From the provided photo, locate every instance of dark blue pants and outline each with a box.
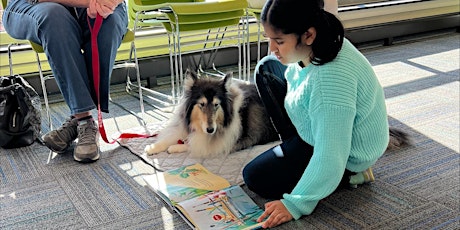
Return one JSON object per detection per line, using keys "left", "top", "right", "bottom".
{"left": 243, "top": 56, "right": 314, "bottom": 199}
{"left": 243, "top": 56, "right": 352, "bottom": 199}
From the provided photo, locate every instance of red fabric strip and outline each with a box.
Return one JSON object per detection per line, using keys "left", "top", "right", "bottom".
{"left": 88, "top": 14, "right": 153, "bottom": 144}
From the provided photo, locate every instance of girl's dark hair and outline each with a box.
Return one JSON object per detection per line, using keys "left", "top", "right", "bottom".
{"left": 261, "top": 0, "right": 344, "bottom": 65}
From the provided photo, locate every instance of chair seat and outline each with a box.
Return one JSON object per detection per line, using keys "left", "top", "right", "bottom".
{"left": 122, "top": 29, "right": 136, "bottom": 43}
{"left": 29, "top": 42, "right": 44, "bottom": 53}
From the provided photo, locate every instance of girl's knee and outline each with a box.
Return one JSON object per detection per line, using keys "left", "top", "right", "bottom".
{"left": 242, "top": 161, "right": 263, "bottom": 191}
{"left": 242, "top": 163, "right": 254, "bottom": 186}
{"left": 255, "top": 55, "right": 283, "bottom": 74}
{"left": 255, "top": 56, "right": 286, "bottom": 84}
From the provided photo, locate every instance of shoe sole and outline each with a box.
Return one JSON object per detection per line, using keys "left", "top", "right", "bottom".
{"left": 74, "top": 153, "right": 100, "bottom": 163}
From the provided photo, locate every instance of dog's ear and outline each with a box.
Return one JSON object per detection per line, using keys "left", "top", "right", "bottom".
{"left": 184, "top": 69, "right": 198, "bottom": 91}
{"left": 223, "top": 72, "right": 233, "bottom": 90}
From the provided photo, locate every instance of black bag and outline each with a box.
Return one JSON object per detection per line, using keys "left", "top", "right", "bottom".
{"left": 0, "top": 75, "right": 42, "bottom": 148}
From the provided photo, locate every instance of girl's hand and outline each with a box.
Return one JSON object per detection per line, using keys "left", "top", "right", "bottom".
{"left": 257, "top": 200, "right": 293, "bottom": 228}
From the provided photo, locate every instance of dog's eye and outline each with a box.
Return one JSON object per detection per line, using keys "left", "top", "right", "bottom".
{"left": 214, "top": 103, "right": 219, "bottom": 110}
{"left": 198, "top": 102, "right": 205, "bottom": 108}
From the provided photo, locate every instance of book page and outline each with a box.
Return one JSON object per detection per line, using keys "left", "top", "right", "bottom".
{"left": 143, "top": 163, "right": 231, "bottom": 205}
{"left": 177, "top": 185, "right": 265, "bottom": 230}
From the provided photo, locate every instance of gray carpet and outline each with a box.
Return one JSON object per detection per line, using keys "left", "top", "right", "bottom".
{"left": 1, "top": 30, "right": 459, "bottom": 229}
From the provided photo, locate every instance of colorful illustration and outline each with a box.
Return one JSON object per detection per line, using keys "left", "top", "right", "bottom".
{"left": 168, "top": 166, "right": 206, "bottom": 178}
{"left": 178, "top": 186, "right": 264, "bottom": 230}
{"left": 143, "top": 164, "right": 264, "bottom": 230}
{"left": 143, "top": 164, "right": 230, "bottom": 204}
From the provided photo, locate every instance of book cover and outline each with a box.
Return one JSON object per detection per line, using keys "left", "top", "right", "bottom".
{"left": 143, "top": 163, "right": 265, "bottom": 230}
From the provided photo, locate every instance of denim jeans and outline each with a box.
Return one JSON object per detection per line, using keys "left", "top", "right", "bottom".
{"left": 2, "top": 0, "right": 128, "bottom": 115}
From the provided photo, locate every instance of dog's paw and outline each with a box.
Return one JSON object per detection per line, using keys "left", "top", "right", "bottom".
{"left": 167, "top": 144, "right": 188, "bottom": 154}
{"left": 144, "top": 144, "right": 165, "bottom": 155}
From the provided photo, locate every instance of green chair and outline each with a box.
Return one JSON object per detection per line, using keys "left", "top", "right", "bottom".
{"left": 128, "top": 0, "right": 250, "bottom": 104}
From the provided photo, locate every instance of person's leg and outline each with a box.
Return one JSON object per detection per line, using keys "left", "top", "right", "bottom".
{"left": 3, "top": 3, "right": 91, "bottom": 155}
{"left": 69, "top": 5, "right": 127, "bottom": 162}
{"left": 243, "top": 135, "right": 313, "bottom": 199}
{"left": 3, "top": 3, "right": 125, "bottom": 162}
{"left": 3, "top": 2, "right": 97, "bottom": 115}
{"left": 3, "top": 2, "right": 124, "bottom": 114}
{"left": 77, "top": 3, "right": 128, "bottom": 112}
{"left": 244, "top": 55, "right": 314, "bottom": 199}
{"left": 254, "top": 55, "right": 298, "bottom": 140}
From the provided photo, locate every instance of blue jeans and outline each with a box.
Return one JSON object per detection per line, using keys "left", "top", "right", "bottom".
{"left": 243, "top": 56, "right": 352, "bottom": 199}
{"left": 2, "top": 0, "right": 128, "bottom": 115}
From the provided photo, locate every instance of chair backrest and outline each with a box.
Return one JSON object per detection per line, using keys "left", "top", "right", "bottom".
{"left": 128, "top": 0, "right": 173, "bottom": 29}
{"left": 128, "top": 0, "right": 248, "bottom": 32}
{"left": 158, "top": 0, "right": 248, "bottom": 32}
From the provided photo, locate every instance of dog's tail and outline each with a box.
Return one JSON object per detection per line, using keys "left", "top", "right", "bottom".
{"left": 387, "top": 127, "right": 411, "bottom": 151}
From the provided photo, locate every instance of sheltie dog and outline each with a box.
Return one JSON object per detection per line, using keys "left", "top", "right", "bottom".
{"left": 144, "top": 70, "right": 279, "bottom": 158}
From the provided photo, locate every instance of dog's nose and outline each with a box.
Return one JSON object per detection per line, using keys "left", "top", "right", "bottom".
{"left": 206, "top": 127, "right": 214, "bottom": 133}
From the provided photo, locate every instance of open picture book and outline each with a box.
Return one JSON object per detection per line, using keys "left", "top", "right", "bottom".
{"left": 143, "top": 163, "right": 265, "bottom": 230}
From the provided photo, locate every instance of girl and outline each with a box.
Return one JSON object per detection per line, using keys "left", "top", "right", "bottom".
{"left": 242, "top": 0, "right": 396, "bottom": 228}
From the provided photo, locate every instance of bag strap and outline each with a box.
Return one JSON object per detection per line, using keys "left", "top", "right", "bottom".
{"left": 88, "top": 14, "right": 153, "bottom": 144}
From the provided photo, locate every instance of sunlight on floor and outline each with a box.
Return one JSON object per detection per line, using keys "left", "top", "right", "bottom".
{"left": 409, "top": 49, "right": 460, "bottom": 73}
{"left": 386, "top": 81, "right": 459, "bottom": 153}
{"left": 119, "top": 159, "right": 157, "bottom": 186}
{"left": 380, "top": 46, "right": 459, "bottom": 152}
{"left": 374, "top": 61, "right": 435, "bottom": 88}
{"left": 161, "top": 206, "right": 179, "bottom": 229}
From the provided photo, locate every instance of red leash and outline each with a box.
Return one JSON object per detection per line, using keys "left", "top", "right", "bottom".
{"left": 88, "top": 14, "right": 154, "bottom": 144}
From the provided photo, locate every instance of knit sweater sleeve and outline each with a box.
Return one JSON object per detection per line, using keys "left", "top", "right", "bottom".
{"left": 282, "top": 104, "right": 356, "bottom": 219}
{"left": 281, "top": 55, "right": 359, "bottom": 219}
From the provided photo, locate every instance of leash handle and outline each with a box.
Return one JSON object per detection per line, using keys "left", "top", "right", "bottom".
{"left": 88, "top": 14, "right": 153, "bottom": 144}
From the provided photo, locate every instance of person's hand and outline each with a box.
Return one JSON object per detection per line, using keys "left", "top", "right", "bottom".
{"left": 87, "top": 0, "right": 122, "bottom": 19}
{"left": 96, "top": 0, "right": 122, "bottom": 11}
{"left": 87, "top": 0, "right": 98, "bottom": 18}
{"left": 257, "top": 200, "right": 293, "bottom": 228}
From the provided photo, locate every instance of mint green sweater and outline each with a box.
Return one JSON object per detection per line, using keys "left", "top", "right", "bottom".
{"left": 281, "top": 39, "right": 389, "bottom": 219}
